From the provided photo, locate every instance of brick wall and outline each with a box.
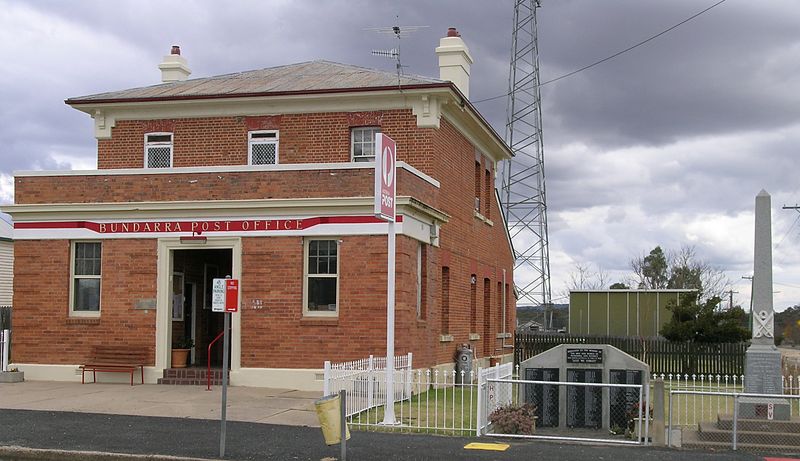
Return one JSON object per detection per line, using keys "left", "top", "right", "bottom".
{"left": 11, "top": 239, "right": 157, "bottom": 365}
{"left": 97, "top": 110, "right": 435, "bottom": 173}
{"left": 11, "top": 108, "right": 515, "bottom": 372}
{"left": 14, "top": 167, "right": 436, "bottom": 207}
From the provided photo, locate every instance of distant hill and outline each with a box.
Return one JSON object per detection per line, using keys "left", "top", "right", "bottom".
{"left": 516, "top": 303, "right": 569, "bottom": 330}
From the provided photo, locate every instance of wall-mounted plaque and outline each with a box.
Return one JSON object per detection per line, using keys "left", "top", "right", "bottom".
{"left": 566, "top": 348, "right": 603, "bottom": 364}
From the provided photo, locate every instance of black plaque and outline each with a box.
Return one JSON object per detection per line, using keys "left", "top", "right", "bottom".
{"left": 609, "top": 370, "right": 642, "bottom": 431}
{"left": 566, "top": 369, "right": 602, "bottom": 428}
{"left": 566, "top": 348, "right": 603, "bottom": 364}
{"left": 524, "top": 368, "right": 559, "bottom": 427}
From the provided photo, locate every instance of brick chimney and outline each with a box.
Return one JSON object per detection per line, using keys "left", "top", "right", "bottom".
{"left": 435, "top": 28, "right": 474, "bottom": 98}
{"left": 158, "top": 45, "right": 191, "bottom": 83}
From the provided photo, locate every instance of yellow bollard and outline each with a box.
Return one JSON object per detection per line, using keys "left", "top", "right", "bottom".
{"left": 315, "top": 393, "right": 351, "bottom": 445}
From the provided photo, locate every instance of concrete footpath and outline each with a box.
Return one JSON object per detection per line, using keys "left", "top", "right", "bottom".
{"left": 0, "top": 382, "right": 776, "bottom": 461}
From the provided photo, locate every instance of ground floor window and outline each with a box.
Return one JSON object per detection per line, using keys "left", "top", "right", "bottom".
{"left": 71, "top": 241, "right": 101, "bottom": 315}
{"left": 304, "top": 238, "right": 339, "bottom": 316}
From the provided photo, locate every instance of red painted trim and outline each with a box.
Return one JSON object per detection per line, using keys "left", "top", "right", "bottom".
{"left": 14, "top": 215, "right": 404, "bottom": 234}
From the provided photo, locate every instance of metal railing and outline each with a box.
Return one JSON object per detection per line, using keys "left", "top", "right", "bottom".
{"left": 482, "top": 377, "right": 650, "bottom": 445}
{"left": 206, "top": 330, "right": 225, "bottom": 391}
{"left": 668, "top": 390, "right": 800, "bottom": 452}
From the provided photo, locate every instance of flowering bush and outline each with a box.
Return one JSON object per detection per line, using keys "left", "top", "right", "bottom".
{"left": 488, "top": 403, "right": 537, "bottom": 435}
{"left": 626, "top": 401, "right": 653, "bottom": 433}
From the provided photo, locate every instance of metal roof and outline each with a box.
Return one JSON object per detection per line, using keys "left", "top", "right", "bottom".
{"left": 67, "top": 60, "right": 445, "bottom": 104}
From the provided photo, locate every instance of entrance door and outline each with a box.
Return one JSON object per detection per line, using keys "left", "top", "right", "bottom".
{"left": 184, "top": 282, "right": 196, "bottom": 364}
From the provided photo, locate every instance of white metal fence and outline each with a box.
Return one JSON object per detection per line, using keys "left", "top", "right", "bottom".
{"left": 668, "top": 391, "right": 800, "bottom": 453}
{"left": 323, "top": 353, "right": 413, "bottom": 417}
{"left": 479, "top": 377, "right": 650, "bottom": 445}
{"left": 655, "top": 373, "right": 800, "bottom": 427}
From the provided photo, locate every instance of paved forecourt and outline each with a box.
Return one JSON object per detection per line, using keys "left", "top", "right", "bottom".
{"left": 0, "top": 381, "right": 320, "bottom": 427}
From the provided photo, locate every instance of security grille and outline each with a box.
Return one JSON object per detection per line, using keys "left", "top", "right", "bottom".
{"left": 251, "top": 142, "right": 277, "bottom": 165}
{"left": 146, "top": 147, "right": 172, "bottom": 168}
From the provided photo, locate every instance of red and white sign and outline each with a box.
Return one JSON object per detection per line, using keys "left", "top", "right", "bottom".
{"left": 374, "top": 133, "right": 396, "bottom": 222}
{"left": 212, "top": 278, "right": 239, "bottom": 313}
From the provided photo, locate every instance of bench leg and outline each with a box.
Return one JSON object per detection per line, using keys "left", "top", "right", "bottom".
{"left": 93, "top": 370, "right": 96, "bottom": 383}
{"left": 81, "top": 369, "right": 85, "bottom": 384}
{"left": 130, "top": 370, "right": 133, "bottom": 386}
{"left": 141, "top": 366, "right": 145, "bottom": 385}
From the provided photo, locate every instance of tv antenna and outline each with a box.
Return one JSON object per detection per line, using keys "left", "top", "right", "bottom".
{"left": 366, "top": 18, "right": 428, "bottom": 83}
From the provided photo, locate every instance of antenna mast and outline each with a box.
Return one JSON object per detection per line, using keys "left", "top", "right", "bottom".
{"left": 501, "top": 0, "right": 552, "bottom": 307}
{"left": 367, "top": 18, "right": 428, "bottom": 83}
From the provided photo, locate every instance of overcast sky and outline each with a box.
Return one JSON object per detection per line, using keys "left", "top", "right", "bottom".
{"left": 1, "top": 0, "right": 799, "bottom": 311}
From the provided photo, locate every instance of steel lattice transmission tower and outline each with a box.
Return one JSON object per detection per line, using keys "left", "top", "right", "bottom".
{"left": 501, "top": 0, "right": 551, "bottom": 307}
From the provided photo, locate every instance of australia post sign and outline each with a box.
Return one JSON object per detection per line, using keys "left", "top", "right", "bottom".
{"left": 374, "top": 133, "right": 396, "bottom": 222}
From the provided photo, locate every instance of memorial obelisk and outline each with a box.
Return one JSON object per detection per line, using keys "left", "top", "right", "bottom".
{"left": 740, "top": 190, "right": 789, "bottom": 419}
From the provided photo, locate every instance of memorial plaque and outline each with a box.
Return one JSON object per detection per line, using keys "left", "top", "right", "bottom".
{"left": 566, "top": 348, "right": 603, "bottom": 364}
{"left": 566, "top": 369, "right": 602, "bottom": 428}
{"left": 609, "top": 369, "right": 642, "bottom": 430}
{"left": 525, "top": 368, "right": 559, "bottom": 427}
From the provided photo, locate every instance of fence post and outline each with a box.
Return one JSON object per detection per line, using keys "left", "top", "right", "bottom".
{"left": 323, "top": 360, "right": 331, "bottom": 396}
{"left": 2, "top": 329, "right": 10, "bottom": 373}
{"left": 367, "top": 355, "right": 374, "bottom": 409}
{"left": 732, "top": 393, "right": 738, "bottom": 451}
{"left": 644, "top": 381, "right": 650, "bottom": 445}
{"left": 652, "top": 378, "right": 665, "bottom": 446}
{"left": 667, "top": 391, "right": 673, "bottom": 447}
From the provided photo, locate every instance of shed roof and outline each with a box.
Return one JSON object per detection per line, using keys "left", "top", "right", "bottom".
{"left": 67, "top": 60, "right": 446, "bottom": 104}
{"left": 0, "top": 218, "right": 12, "bottom": 241}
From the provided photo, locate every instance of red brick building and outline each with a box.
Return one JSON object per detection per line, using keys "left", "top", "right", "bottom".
{"left": 3, "top": 30, "right": 515, "bottom": 390}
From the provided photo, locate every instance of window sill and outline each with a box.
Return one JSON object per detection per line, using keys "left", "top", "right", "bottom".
{"left": 439, "top": 334, "right": 454, "bottom": 343}
{"left": 469, "top": 333, "right": 480, "bottom": 341}
{"left": 473, "top": 210, "right": 493, "bottom": 226}
{"left": 300, "top": 317, "right": 339, "bottom": 326}
{"left": 495, "top": 332, "right": 512, "bottom": 339}
{"left": 67, "top": 317, "right": 101, "bottom": 325}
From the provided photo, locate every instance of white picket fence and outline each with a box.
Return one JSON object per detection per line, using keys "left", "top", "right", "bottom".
{"left": 323, "top": 353, "right": 413, "bottom": 417}
{"left": 476, "top": 362, "right": 514, "bottom": 436}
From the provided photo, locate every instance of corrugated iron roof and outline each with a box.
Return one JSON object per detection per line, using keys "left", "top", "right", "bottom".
{"left": 67, "top": 60, "right": 445, "bottom": 104}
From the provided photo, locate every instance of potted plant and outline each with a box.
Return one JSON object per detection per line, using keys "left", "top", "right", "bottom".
{"left": 171, "top": 338, "right": 194, "bottom": 368}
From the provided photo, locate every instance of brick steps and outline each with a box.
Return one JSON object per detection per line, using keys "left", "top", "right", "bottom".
{"left": 682, "top": 430, "right": 800, "bottom": 454}
{"left": 157, "top": 367, "right": 228, "bottom": 386}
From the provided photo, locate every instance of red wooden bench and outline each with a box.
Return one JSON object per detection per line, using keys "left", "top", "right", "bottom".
{"left": 80, "top": 345, "right": 147, "bottom": 386}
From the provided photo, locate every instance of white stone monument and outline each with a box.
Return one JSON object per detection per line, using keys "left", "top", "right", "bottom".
{"left": 741, "top": 190, "right": 789, "bottom": 420}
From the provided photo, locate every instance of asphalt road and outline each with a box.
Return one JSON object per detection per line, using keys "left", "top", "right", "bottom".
{"left": 0, "top": 409, "right": 770, "bottom": 461}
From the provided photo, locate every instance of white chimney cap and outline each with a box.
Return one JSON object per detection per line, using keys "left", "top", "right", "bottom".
{"left": 158, "top": 45, "right": 191, "bottom": 83}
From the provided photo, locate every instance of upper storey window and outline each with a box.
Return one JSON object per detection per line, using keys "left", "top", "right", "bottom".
{"left": 145, "top": 133, "right": 173, "bottom": 168}
{"left": 351, "top": 127, "right": 380, "bottom": 162}
{"left": 249, "top": 130, "right": 279, "bottom": 165}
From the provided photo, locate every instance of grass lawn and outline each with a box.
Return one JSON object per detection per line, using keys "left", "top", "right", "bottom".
{"left": 349, "top": 386, "right": 479, "bottom": 436}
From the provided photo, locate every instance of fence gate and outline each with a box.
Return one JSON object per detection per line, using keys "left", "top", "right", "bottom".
{"left": 476, "top": 363, "right": 514, "bottom": 436}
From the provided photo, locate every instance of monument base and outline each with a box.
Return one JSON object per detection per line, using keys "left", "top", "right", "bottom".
{"left": 738, "top": 397, "right": 791, "bottom": 421}
{"left": 744, "top": 344, "right": 782, "bottom": 394}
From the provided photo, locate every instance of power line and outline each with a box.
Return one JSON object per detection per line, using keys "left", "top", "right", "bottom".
{"left": 777, "top": 205, "right": 800, "bottom": 249}
{"left": 471, "top": 0, "right": 729, "bottom": 105}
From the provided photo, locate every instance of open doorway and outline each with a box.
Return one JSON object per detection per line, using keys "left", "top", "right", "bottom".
{"left": 172, "top": 248, "right": 232, "bottom": 368}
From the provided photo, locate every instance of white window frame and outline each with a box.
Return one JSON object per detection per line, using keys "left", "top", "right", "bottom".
{"left": 350, "top": 126, "right": 381, "bottom": 162}
{"left": 69, "top": 241, "right": 102, "bottom": 317}
{"left": 144, "top": 132, "right": 173, "bottom": 168}
{"left": 248, "top": 130, "right": 279, "bottom": 165}
{"left": 302, "top": 238, "right": 340, "bottom": 317}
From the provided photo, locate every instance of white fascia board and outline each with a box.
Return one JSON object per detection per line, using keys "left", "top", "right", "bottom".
{"left": 14, "top": 161, "right": 440, "bottom": 189}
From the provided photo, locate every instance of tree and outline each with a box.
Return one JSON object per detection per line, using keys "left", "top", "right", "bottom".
{"left": 660, "top": 293, "right": 750, "bottom": 343}
{"left": 565, "top": 262, "right": 609, "bottom": 291}
{"left": 609, "top": 282, "right": 629, "bottom": 289}
{"left": 631, "top": 246, "right": 668, "bottom": 289}
{"left": 631, "top": 245, "right": 730, "bottom": 299}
